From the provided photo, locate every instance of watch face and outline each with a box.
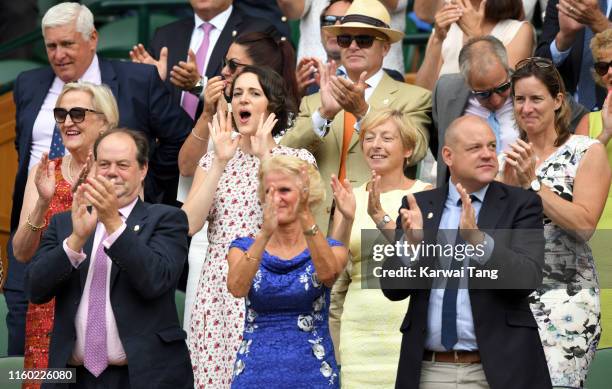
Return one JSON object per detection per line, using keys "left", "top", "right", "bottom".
{"left": 531, "top": 180, "right": 541, "bottom": 191}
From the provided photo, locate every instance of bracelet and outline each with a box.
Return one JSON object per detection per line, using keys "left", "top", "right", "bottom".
{"left": 243, "top": 251, "right": 260, "bottom": 262}
{"left": 26, "top": 214, "right": 45, "bottom": 232}
{"left": 191, "top": 128, "right": 207, "bottom": 142}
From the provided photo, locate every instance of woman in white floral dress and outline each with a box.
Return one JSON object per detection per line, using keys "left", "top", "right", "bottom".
{"left": 503, "top": 57, "right": 611, "bottom": 388}
{"left": 182, "top": 66, "right": 315, "bottom": 388}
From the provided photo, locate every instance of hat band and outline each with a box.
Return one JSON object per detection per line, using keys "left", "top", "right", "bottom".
{"left": 340, "top": 14, "right": 389, "bottom": 29}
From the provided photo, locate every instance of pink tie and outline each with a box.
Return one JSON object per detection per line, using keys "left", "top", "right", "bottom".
{"left": 84, "top": 231, "right": 109, "bottom": 377}
{"left": 182, "top": 22, "right": 214, "bottom": 119}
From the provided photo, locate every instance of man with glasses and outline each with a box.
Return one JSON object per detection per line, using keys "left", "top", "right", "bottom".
{"left": 432, "top": 36, "right": 589, "bottom": 187}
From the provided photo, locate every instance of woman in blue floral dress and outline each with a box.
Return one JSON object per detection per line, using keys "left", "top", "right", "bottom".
{"left": 226, "top": 155, "right": 348, "bottom": 388}
{"left": 503, "top": 57, "right": 611, "bottom": 388}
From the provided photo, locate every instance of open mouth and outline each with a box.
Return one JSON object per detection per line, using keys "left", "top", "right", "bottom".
{"left": 64, "top": 130, "right": 81, "bottom": 137}
{"left": 238, "top": 109, "right": 252, "bottom": 124}
{"left": 369, "top": 154, "right": 387, "bottom": 160}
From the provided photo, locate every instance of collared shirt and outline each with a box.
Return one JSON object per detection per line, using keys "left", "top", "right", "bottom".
{"left": 464, "top": 95, "right": 518, "bottom": 153}
{"left": 424, "top": 181, "right": 493, "bottom": 352}
{"left": 63, "top": 196, "right": 139, "bottom": 366}
{"left": 29, "top": 55, "right": 102, "bottom": 171}
{"left": 179, "top": 5, "right": 233, "bottom": 105}
{"left": 311, "top": 67, "right": 385, "bottom": 137}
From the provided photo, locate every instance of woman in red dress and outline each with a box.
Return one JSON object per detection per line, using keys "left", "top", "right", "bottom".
{"left": 12, "top": 82, "right": 118, "bottom": 388}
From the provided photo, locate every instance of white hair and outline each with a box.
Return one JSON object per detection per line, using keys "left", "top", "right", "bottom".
{"left": 42, "top": 2, "right": 95, "bottom": 40}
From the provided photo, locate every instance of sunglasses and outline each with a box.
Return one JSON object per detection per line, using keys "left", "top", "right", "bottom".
{"left": 53, "top": 107, "right": 101, "bottom": 123}
{"left": 471, "top": 80, "right": 512, "bottom": 100}
{"left": 594, "top": 60, "right": 612, "bottom": 76}
{"left": 336, "top": 34, "right": 385, "bottom": 49}
{"left": 223, "top": 58, "right": 248, "bottom": 73}
{"left": 515, "top": 56, "right": 553, "bottom": 71}
{"left": 320, "top": 15, "right": 342, "bottom": 27}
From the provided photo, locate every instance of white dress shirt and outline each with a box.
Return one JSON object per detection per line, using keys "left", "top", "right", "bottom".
{"left": 464, "top": 95, "right": 518, "bottom": 153}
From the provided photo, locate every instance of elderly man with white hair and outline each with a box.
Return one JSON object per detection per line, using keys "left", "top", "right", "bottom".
{"left": 5, "top": 1, "right": 192, "bottom": 357}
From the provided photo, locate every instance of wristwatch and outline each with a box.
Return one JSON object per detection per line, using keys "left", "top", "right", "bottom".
{"left": 189, "top": 76, "right": 207, "bottom": 97}
{"left": 529, "top": 178, "right": 541, "bottom": 192}
{"left": 376, "top": 214, "right": 392, "bottom": 229}
{"left": 303, "top": 224, "right": 320, "bottom": 236}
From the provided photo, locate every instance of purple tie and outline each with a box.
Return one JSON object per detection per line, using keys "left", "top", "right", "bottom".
{"left": 182, "top": 22, "right": 214, "bottom": 119}
{"left": 84, "top": 231, "right": 109, "bottom": 377}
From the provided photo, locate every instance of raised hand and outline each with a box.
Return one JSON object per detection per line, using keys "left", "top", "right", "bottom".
{"left": 433, "top": 1, "right": 463, "bottom": 41}
{"left": 251, "top": 113, "right": 278, "bottom": 160}
{"left": 318, "top": 59, "right": 342, "bottom": 120}
{"left": 129, "top": 43, "right": 168, "bottom": 81}
{"left": 72, "top": 152, "right": 94, "bottom": 194}
{"left": 261, "top": 185, "right": 279, "bottom": 238}
{"left": 83, "top": 175, "right": 121, "bottom": 233}
{"left": 331, "top": 174, "right": 356, "bottom": 222}
{"left": 296, "top": 57, "right": 319, "bottom": 96}
{"left": 329, "top": 71, "right": 369, "bottom": 119}
{"left": 297, "top": 164, "right": 312, "bottom": 214}
{"left": 600, "top": 90, "right": 612, "bottom": 145}
{"left": 170, "top": 49, "right": 201, "bottom": 91}
{"left": 203, "top": 76, "right": 227, "bottom": 117}
{"left": 558, "top": 0, "right": 608, "bottom": 31}
{"left": 399, "top": 193, "right": 424, "bottom": 244}
{"left": 35, "top": 153, "right": 56, "bottom": 204}
{"left": 208, "top": 111, "right": 240, "bottom": 163}
{"left": 68, "top": 185, "right": 98, "bottom": 251}
{"left": 456, "top": 0, "right": 485, "bottom": 38}
{"left": 367, "top": 170, "right": 384, "bottom": 219}
{"left": 456, "top": 182, "right": 484, "bottom": 245}
{"left": 504, "top": 139, "right": 537, "bottom": 189}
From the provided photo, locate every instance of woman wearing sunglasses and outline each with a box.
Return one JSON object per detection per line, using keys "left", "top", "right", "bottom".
{"left": 501, "top": 57, "right": 610, "bottom": 388}
{"left": 415, "top": 0, "right": 534, "bottom": 90}
{"left": 12, "top": 81, "right": 118, "bottom": 388}
{"left": 179, "top": 31, "right": 298, "bottom": 177}
{"left": 182, "top": 66, "right": 315, "bottom": 387}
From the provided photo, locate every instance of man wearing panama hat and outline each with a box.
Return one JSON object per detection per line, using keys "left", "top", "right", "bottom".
{"left": 281, "top": 0, "right": 432, "bottom": 235}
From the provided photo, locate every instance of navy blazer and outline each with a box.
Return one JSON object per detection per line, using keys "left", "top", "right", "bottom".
{"left": 25, "top": 200, "right": 193, "bottom": 389}
{"left": 381, "top": 181, "right": 551, "bottom": 389}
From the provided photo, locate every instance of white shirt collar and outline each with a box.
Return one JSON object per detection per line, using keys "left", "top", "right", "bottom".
{"left": 194, "top": 4, "right": 233, "bottom": 31}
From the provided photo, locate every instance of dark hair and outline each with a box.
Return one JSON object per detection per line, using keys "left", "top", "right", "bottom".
{"left": 233, "top": 31, "right": 299, "bottom": 108}
{"left": 511, "top": 59, "right": 571, "bottom": 147}
{"left": 485, "top": 0, "right": 524, "bottom": 22}
{"left": 231, "top": 66, "right": 296, "bottom": 137}
{"left": 93, "top": 128, "right": 149, "bottom": 168}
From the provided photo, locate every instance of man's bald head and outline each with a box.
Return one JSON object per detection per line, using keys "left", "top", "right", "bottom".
{"left": 444, "top": 115, "right": 493, "bottom": 147}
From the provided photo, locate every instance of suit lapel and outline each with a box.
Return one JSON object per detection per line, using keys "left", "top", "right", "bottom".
{"left": 109, "top": 199, "right": 148, "bottom": 289}
{"left": 422, "top": 185, "right": 447, "bottom": 233}
{"left": 23, "top": 69, "right": 55, "bottom": 151}
{"left": 478, "top": 181, "right": 507, "bottom": 229}
{"left": 100, "top": 59, "right": 119, "bottom": 97}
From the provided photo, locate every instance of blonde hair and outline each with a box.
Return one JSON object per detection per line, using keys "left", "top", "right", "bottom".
{"left": 258, "top": 156, "right": 325, "bottom": 208}
{"left": 590, "top": 29, "right": 612, "bottom": 88}
{"left": 57, "top": 82, "right": 119, "bottom": 129}
{"left": 359, "top": 108, "right": 428, "bottom": 167}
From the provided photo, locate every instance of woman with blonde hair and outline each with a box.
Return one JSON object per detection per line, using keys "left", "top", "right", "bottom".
{"left": 328, "top": 108, "right": 432, "bottom": 387}
{"left": 12, "top": 81, "right": 118, "bottom": 388}
{"left": 226, "top": 155, "right": 347, "bottom": 387}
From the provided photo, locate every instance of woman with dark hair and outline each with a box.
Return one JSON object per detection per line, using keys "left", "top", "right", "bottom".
{"left": 416, "top": 0, "right": 534, "bottom": 90}
{"left": 182, "top": 66, "right": 316, "bottom": 388}
{"left": 502, "top": 57, "right": 610, "bottom": 387}
{"left": 179, "top": 30, "right": 299, "bottom": 177}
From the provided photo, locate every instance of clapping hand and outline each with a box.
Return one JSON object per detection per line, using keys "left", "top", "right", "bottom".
{"left": 203, "top": 76, "right": 227, "bottom": 117}
{"left": 297, "top": 165, "right": 312, "bottom": 214}
{"left": 318, "top": 59, "right": 342, "bottom": 120}
{"left": 251, "top": 113, "right": 278, "bottom": 160}
{"left": 330, "top": 71, "right": 369, "bottom": 119}
{"left": 71, "top": 152, "right": 94, "bottom": 194}
{"left": 558, "top": 0, "right": 608, "bottom": 31}
{"left": 331, "top": 174, "right": 356, "bottom": 222}
{"left": 367, "top": 170, "right": 384, "bottom": 220}
{"left": 296, "top": 57, "right": 319, "bottom": 96}
{"left": 504, "top": 139, "right": 537, "bottom": 189}
{"left": 261, "top": 185, "right": 279, "bottom": 238}
{"left": 433, "top": 1, "right": 463, "bottom": 41}
{"left": 399, "top": 193, "right": 424, "bottom": 244}
{"left": 600, "top": 90, "right": 612, "bottom": 144}
{"left": 456, "top": 0, "right": 485, "bottom": 38}
{"left": 208, "top": 111, "right": 240, "bottom": 163}
{"left": 68, "top": 185, "right": 98, "bottom": 251}
{"left": 456, "top": 183, "right": 484, "bottom": 245}
{"left": 170, "top": 49, "right": 201, "bottom": 91}
{"left": 83, "top": 175, "right": 121, "bottom": 233}
{"left": 35, "top": 153, "right": 56, "bottom": 204}
{"left": 130, "top": 43, "right": 168, "bottom": 81}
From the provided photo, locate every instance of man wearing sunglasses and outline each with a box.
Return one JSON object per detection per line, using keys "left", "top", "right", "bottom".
{"left": 432, "top": 36, "right": 589, "bottom": 187}
{"left": 281, "top": 0, "right": 432, "bottom": 235}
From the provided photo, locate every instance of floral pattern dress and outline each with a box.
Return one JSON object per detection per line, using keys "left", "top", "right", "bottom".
{"left": 528, "top": 135, "right": 601, "bottom": 388}
{"left": 188, "top": 146, "right": 315, "bottom": 388}
{"left": 229, "top": 237, "right": 341, "bottom": 389}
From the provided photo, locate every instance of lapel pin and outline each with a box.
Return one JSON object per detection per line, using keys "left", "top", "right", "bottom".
{"left": 383, "top": 98, "right": 389, "bottom": 105}
{"left": 427, "top": 212, "right": 433, "bottom": 219}
{"left": 134, "top": 225, "right": 140, "bottom": 232}
{"left": 232, "top": 30, "right": 237, "bottom": 37}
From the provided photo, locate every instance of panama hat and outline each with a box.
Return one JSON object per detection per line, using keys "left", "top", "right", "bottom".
{"left": 323, "top": 0, "right": 404, "bottom": 44}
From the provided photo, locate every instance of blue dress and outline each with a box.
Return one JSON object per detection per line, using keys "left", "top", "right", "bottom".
{"left": 229, "top": 237, "right": 342, "bottom": 388}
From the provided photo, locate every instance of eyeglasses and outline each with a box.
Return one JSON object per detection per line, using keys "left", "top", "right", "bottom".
{"left": 471, "top": 80, "right": 512, "bottom": 100}
{"left": 336, "top": 34, "right": 385, "bottom": 49}
{"left": 320, "top": 15, "right": 342, "bottom": 27}
{"left": 222, "top": 58, "right": 249, "bottom": 73}
{"left": 594, "top": 60, "right": 612, "bottom": 76}
{"left": 53, "top": 107, "right": 101, "bottom": 123}
{"left": 515, "top": 56, "right": 553, "bottom": 71}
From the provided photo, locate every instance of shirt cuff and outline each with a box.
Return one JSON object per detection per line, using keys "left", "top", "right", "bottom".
{"left": 550, "top": 41, "right": 571, "bottom": 66}
{"left": 312, "top": 109, "right": 330, "bottom": 138}
{"left": 63, "top": 238, "right": 87, "bottom": 268}
{"left": 102, "top": 223, "right": 127, "bottom": 249}
{"left": 354, "top": 104, "right": 371, "bottom": 133}
{"left": 470, "top": 233, "right": 495, "bottom": 265}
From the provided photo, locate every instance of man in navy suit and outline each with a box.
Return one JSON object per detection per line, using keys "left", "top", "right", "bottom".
{"left": 381, "top": 115, "right": 551, "bottom": 388}
{"left": 5, "top": 2, "right": 192, "bottom": 355}
{"left": 25, "top": 128, "right": 192, "bottom": 389}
